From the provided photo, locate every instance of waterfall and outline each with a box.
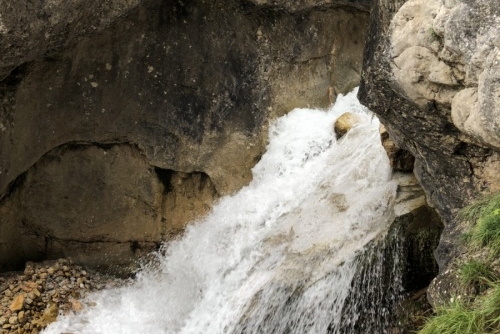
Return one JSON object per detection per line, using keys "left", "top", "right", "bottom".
{"left": 43, "top": 88, "right": 403, "bottom": 334}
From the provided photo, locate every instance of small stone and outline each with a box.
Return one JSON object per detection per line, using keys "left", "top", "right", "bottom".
{"left": 27, "top": 291, "right": 36, "bottom": 300}
{"left": 334, "top": 112, "right": 363, "bottom": 139}
{"left": 71, "top": 300, "right": 83, "bottom": 312}
{"left": 8, "top": 316, "right": 17, "bottom": 325}
{"left": 21, "top": 282, "right": 38, "bottom": 292}
{"left": 17, "top": 311, "right": 26, "bottom": 324}
{"left": 4, "top": 290, "right": 13, "bottom": 297}
{"left": 24, "top": 267, "right": 35, "bottom": 276}
{"left": 0, "top": 317, "right": 6, "bottom": 326}
{"left": 9, "top": 295, "right": 25, "bottom": 312}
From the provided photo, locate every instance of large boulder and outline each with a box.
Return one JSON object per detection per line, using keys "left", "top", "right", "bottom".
{"left": 0, "top": 0, "right": 371, "bottom": 272}
{"left": 360, "top": 0, "right": 500, "bottom": 307}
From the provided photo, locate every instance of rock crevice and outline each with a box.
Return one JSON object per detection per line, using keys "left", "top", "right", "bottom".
{"left": 360, "top": 0, "right": 500, "bottom": 308}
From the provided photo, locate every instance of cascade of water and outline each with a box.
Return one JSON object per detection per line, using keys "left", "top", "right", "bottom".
{"left": 43, "top": 88, "right": 403, "bottom": 334}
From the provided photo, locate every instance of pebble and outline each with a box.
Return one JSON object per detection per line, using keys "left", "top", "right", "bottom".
{"left": 9, "top": 295, "right": 24, "bottom": 312}
{"left": 0, "top": 258, "right": 128, "bottom": 334}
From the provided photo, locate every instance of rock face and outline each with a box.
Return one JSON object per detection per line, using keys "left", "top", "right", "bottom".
{"left": 0, "top": 0, "right": 142, "bottom": 80}
{"left": 360, "top": 0, "right": 500, "bottom": 305}
{"left": 0, "top": 143, "right": 218, "bottom": 273}
{"left": 0, "top": 0, "right": 370, "bottom": 272}
{"left": 392, "top": 173, "right": 442, "bottom": 293}
{"left": 380, "top": 125, "right": 415, "bottom": 172}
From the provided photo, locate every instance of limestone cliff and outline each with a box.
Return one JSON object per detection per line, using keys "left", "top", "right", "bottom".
{"left": 360, "top": 0, "right": 500, "bottom": 306}
{"left": 0, "top": 0, "right": 370, "bottom": 272}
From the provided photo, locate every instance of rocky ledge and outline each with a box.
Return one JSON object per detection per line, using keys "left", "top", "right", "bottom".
{"left": 0, "top": 259, "right": 125, "bottom": 334}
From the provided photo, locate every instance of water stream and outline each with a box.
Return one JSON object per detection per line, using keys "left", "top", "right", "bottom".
{"left": 44, "top": 88, "right": 402, "bottom": 334}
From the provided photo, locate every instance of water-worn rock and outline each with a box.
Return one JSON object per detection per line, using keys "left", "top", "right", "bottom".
{"left": 0, "top": 0, "right": 370, "bottom": 272}
{"left": 334, "top": 112, "right": 363, "bottom": 139}
{"left": 360, "top": 0, "right": 500, "bottom": 307}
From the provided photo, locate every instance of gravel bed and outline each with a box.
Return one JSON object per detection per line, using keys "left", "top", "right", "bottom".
{"left": 0, "top": 258, "right": 127, "bottom": 334}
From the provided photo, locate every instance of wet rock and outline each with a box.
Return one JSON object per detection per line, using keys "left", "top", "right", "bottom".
{"left": 71, "top": 300, "right": 83, "bottom": 312}
{"left": 334, "top": 112, "right": 363, "bottom": 139}
{"left": 39, "top": 303, "right": 58, "bottom": 326}
{"left": 393, "top": 173, "right": 443, "bottom": 292}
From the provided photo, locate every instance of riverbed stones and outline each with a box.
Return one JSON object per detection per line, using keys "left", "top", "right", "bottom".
{"left": 0, "top": 258, "right": 126, "bottom": 334}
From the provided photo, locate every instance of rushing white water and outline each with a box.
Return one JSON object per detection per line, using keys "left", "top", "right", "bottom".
{"left": 44, "top": 88, "right": 400, "bottom": 334}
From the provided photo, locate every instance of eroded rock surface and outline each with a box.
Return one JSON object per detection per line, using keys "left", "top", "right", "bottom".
{"left": 360, "top": 0, "right": 500, "bottom": 307}
{"left": 0, "top": 0, "right": 142, "bottom": 80}
{"left": 0, "top": 143, "right": 219, "bottom": 273}
{"left": 0, "top": 0, "right": 370, "bottom": 271}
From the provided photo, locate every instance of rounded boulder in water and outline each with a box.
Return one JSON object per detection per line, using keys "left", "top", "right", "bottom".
{"left": 334, "top": 112, "right": 363, "bottom": 139}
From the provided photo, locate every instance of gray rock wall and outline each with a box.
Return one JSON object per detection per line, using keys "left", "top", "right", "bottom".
{"left": 360, "top": 0, "right": 500, "bottom": 305}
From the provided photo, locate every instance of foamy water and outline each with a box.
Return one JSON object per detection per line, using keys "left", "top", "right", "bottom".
{"left": 44, "top": 88, "right": 399, "bottom": 334}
